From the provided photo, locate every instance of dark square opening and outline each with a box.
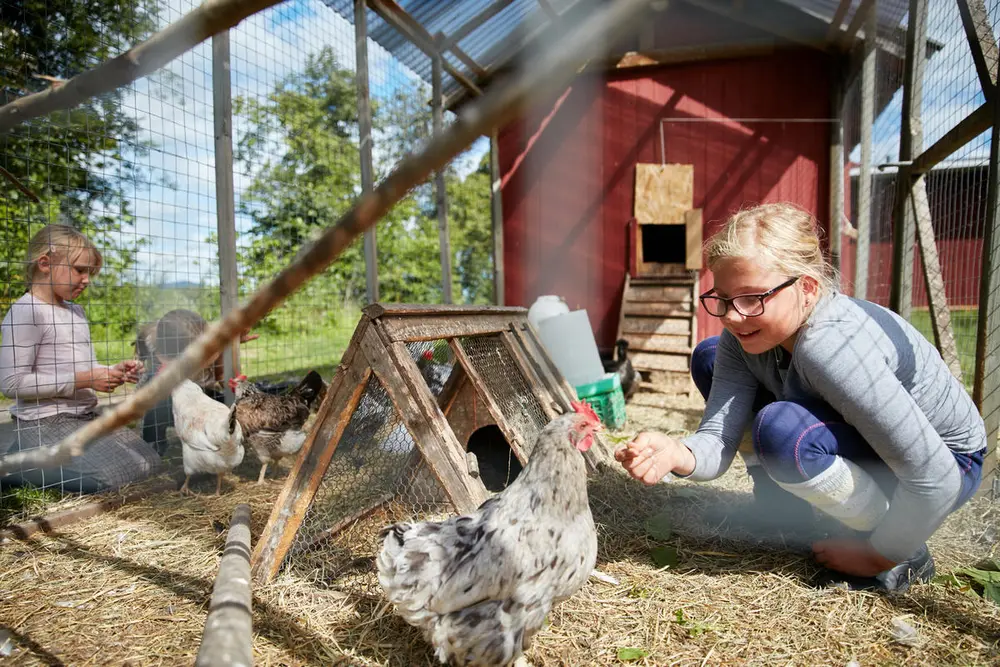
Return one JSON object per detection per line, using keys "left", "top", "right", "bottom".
{"left": 641, "top": 223, "right": 687, "bottom": 264}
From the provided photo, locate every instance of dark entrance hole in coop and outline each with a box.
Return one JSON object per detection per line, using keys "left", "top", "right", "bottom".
{"left": 467, "top": 425, "right": 522, "bottom": 492}
{"left": 641, "top": 224, "right": 686, "bottom": 264}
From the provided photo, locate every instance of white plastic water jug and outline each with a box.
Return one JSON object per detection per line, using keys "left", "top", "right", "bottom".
{"left": 527, "top": 295, "right": 570, "bottom": 329}
{"left": 535, "top": 309, "right": 605, "bottom": 388}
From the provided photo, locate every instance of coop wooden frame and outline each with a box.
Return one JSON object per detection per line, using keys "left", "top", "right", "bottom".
{"left": 250, "top": 304, "right": 586, "bottom": 584}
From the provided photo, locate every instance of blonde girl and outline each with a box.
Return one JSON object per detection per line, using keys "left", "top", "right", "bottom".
{"left": 616, "top": 203, "right": 986, "bottom": 593}
{"left": 0, "top": 224, "right": 160, "bottom": 493}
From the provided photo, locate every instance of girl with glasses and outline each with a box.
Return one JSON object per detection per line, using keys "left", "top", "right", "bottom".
{"left": 615, "top": 202, "right": 986, "bottom": 593}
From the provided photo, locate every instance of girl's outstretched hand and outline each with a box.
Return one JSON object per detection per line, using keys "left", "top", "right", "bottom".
{"left": 113, "top": 359, "right": 144, "bottom": 383}
{"left": 615, "top": 431, "right": 697, "bottom": 485}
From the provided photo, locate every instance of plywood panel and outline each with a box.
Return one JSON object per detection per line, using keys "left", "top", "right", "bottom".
{"left": 685, "top": 208, "right": 703, "bottom": 270}
{"left": 634, "top": 163, "right": 694, "bottom": 224}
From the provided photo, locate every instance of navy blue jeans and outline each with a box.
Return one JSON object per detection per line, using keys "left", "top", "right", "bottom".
{"left": 691, "top": 336, "right": 984, "bottom": 511}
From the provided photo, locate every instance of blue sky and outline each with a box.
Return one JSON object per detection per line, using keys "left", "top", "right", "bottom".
{"left": 118, "top": 0, "right": 489, "bottom": 284}
{"left": 854, "top": 0, "right": 991, "bottom": 167}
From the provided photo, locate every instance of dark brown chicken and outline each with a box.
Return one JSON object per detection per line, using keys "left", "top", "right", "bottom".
{"left": 228, "top": 370, "right": 325, "bottom": 483}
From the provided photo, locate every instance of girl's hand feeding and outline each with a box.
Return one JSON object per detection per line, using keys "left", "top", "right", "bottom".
{"left": 76, "top": 366, "right": 125, "bottom": 393}
{"left": 112, "top": 359, "right": 144, "bottom": 384}
{"left": 615, "top": 431, "right": 697, "bottom": 484}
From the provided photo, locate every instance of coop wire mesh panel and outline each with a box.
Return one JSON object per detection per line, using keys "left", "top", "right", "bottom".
{"left": 459, "top": 334, "right": 548, "bottom": 456}
{"left": 286, "top": 341, "right": 456, "bottom": 588}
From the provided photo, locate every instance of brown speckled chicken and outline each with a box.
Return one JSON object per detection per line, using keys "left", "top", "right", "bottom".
{"left": 376, "top": 402, "right": 601, "bottom": 667}
{"left": 228, "top": 371, "right": 325, "bottom": 484}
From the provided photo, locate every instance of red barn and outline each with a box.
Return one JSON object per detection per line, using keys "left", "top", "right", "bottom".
{"left": 490, "top": 0, "right": 924, "bottom": 385}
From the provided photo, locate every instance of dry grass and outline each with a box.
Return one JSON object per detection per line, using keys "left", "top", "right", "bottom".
{"left": 1, "top": 392, "right": 999, "bottom": 666}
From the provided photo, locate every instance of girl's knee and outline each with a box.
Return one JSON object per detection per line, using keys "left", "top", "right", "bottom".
{"left": 752, "top": 401, "right": 824, "bottom": 481}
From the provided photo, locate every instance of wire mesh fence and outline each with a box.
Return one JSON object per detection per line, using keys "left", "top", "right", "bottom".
{"left": 0, "top": 0, "right": 492, "bottom": 523}
{"left": 838, "top": 0, "right": 999, "bottom": 485}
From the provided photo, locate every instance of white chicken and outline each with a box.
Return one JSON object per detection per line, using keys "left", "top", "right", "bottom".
{"left": 171, "top": 378, "right": 245, "bottom": 495}
{"left": 376, "top": 401, "right": 602, "bottom": 667}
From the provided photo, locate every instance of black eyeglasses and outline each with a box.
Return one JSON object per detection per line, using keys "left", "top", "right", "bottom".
{"left": 699, "top": 276, "right": 800, "bottom": 318}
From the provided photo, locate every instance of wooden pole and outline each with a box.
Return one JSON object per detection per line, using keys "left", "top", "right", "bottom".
{"left": 854, "top": 2, "right": 877, "bottom": 300}
{"left": 195, "top": 504, "right": 253, "bottom": 667}
{"left": 356, "top": 0, "right": 379, "bottom": 304}
{"left": 490, "top": 129, "right": 505, "bottom": 305}
{"left": 890, "top": 0, "right": 926, "bottom": 318}
{"left": 432, "top": 46, "right": 453, "bottom": 304}
{"left": 213, "top": 30, "right": 240, "bottom": 402}
{"left": 0, "top": 0, "right": 650, "bottom": 476}
{"left": 829, "top": 71, "right": 845, "bottom": 273}
{"left": 974, "top": 56, "right": 1000, "bottom": 496}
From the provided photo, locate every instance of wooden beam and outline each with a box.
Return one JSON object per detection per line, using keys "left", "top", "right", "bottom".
{"left": 250, "top": 322, "right": 372, "bottom": 584}
{"left": 369, "top": 0, "right": 483, "bottom": 95}
{"left": 854, "top": 4, "right": 877, "bottom": 300}
{"left": 839, "top": 0, "right": 877, "bottom": 50}
{"left": 956, "top": 0, "right": 999, "bottom": 99}
{"left": 490, "top": 130, "right": 505, "bottom": 305}
{"left": 441, "top": 0, "right": 515, "bottom": 50}
{"left": 213, "top": 31, "right": 240, "bottom": 395}
{"left": 450, "top": 44, "right": 488, "bottom": 79}
{"left": 829, "top": 72, "right": 845, "bottom": 273}
{"left": 826, "top": 0, "right": 854, "bottom": 43}
{"left": 0, "top": 479, "right": 177, "bottom": 542}
{"left": 608, "top": 40, "right": 802, "bottom": 70}
{"left": 500, "top": 330, "right": 560, "bottom": 421}
{"left": 911, "top": 102, "right": 992, "bottom": 174}
{"left": 890, "top": 0, "right": 925, "bottom": 317}
{"left": 356, "top": 0, "right": 379, "bottom": 304}
{"left": 363, "top": 303, "right": 526, "bottom": 317}
{"left": 375, "top": 313, "right": 522, "bottom": 342}
{"left": 195, "top": 504, "right": 253, "bottom": 667}
{"left": 365, "top": 328, "right": 489, "bottom": 510}
{"left": 909, "top": 177, "right": 964, "bottom": 382}
{"left": 432, "top": 50, "right": 454, "bottom": 305}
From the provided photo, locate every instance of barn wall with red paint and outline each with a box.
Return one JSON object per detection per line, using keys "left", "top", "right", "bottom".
{"left": 498, "top": 51, "right": 833, "bottom": 350}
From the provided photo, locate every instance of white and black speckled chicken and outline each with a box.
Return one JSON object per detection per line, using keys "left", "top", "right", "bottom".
{"left": 228, "top": 370, "right": 325, "bottom": 484}
{"left": 376, "top": 402, "right": 602, "bottom": 667}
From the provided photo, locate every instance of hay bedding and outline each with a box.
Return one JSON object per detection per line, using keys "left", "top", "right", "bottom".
{"left": 0, "top": 395, "right": 998, "bottom": 666}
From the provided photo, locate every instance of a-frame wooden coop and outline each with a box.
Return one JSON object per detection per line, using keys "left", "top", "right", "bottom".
{"left": 250, "top": 304, "right": 607, "bottom": 584}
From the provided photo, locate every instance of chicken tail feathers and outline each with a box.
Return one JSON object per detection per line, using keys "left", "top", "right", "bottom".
{"left": 430, "top": 600, "right": 526, "bottom": 667}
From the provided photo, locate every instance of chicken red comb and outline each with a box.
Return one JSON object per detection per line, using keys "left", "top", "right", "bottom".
{"left": 570, "top": 400, "right": 601, "bottom": 426}
{"left": 422, "top": 350, "right": 434, "bottom": 360}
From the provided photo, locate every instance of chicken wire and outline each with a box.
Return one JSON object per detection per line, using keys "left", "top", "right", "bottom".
{"left": 458, "top": 334, "right": 548, "bottom": 456}
{"left": 0, "top": 0, "right": 491, "bottom": 523}
{"left": 285, "top": 340, "right": 456, "bottom": 589}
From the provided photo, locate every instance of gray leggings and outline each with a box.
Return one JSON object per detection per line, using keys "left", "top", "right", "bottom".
{"left": 0, "top": 412, "right": 162, "bottom": 494}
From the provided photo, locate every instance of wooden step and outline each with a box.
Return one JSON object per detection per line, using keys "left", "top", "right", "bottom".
{"left": 623, "top": 332, "right": 691, "bottom": 354}
{"left": 626, "top": 285, "right": 692, "bottom": 303}
{"left": 624, "top": 302, "right": 692, "bottom": 317}
{"left": 621, "top": 317, "right": 692, "bottom": 336}
{"left": 631, "top": 351, "right": 690, "bottom": 372}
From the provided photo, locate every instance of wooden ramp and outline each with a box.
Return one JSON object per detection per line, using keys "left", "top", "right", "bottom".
{"left": 617, "top": 272, "right": 698, "bottom": 394}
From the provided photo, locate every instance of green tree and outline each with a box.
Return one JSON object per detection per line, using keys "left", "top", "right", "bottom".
{"left": 0, "top": 1, "right": 159, "bottom": 309}
{"left": 0, "top": 1, "right": 165, "bottom": 365}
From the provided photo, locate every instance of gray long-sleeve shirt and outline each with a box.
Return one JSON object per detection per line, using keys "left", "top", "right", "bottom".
{"left": 682, "top": 291, "right": 986, "bottom": 562}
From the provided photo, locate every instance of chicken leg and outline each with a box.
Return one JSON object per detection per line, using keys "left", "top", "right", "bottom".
{"left": 215, "top": 473, "right": 224, "bottom": 496}
{"left": 257, "top": 463, "right": 268, "bottom": 485}
{"left": 179, "top": 475, "right": 194, "bottom": 496}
